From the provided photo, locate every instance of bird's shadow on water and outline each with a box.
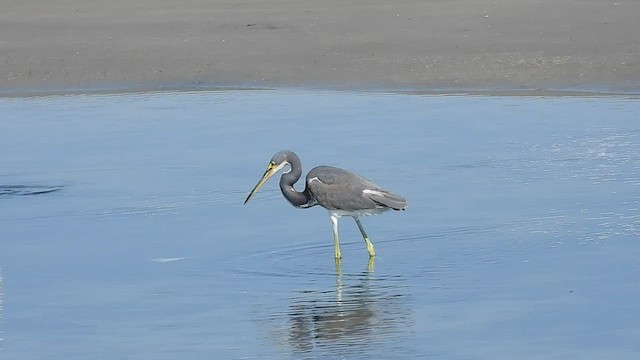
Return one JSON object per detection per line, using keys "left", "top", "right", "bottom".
{"left": 279, "top": 258, "right": 413, "bottom": 355}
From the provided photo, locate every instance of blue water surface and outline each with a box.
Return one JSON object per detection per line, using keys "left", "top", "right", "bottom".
{"left": 1, "top": 90, "right": 639, "bottom": 359}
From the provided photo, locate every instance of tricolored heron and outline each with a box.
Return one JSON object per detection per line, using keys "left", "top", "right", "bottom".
{"left": 244, "top": 150, "right": 407, "bottom": 259}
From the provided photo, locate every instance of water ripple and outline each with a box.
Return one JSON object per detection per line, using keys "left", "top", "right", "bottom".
{"left": 0, "top": 185, "right": 63, "bottom": 196}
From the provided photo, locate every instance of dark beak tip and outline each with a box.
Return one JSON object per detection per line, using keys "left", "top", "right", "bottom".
{"left": 243, "top": 193, "right": 255, "bottom": 205}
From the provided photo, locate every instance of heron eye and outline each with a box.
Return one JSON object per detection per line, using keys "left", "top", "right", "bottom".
{"left": 268, "top": 162, "right": 275, "bottom": 169}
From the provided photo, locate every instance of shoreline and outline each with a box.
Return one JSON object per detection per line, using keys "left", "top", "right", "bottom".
{"left": 3, "top": 83, "right": 640, "bottom": 99}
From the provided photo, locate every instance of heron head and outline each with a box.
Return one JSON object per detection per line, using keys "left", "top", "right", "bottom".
{"left": 243, "top": 153, "right": 290, "bottom": 204}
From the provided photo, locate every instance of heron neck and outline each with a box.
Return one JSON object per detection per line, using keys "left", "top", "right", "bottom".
{"left": 279, "top": 156, "right": 312, "bottom": 207}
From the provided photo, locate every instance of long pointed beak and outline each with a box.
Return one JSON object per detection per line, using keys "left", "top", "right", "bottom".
{"left": 244, "top": 167, "right": 277, "bottom": 204}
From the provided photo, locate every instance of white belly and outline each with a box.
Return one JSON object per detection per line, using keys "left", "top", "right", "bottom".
{"left": 329, "top": 208, "right": 389, "bottom": 218}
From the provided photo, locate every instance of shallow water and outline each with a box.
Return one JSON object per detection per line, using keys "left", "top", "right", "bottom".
{"left": 1, "top": 90, "right": 639, "bottom": 359}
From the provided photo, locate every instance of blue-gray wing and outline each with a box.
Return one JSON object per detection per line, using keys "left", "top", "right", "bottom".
{"left": 305, "top": 166, "right": 407, "bottom": 211}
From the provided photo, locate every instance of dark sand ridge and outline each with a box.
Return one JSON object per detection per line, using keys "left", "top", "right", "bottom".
{"left": 2, "top": 0, "right": 639, "bottom": 93}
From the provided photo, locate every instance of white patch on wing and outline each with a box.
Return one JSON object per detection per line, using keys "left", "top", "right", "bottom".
{"left": 363, "top": 189, "right": 385, "bottom": 197}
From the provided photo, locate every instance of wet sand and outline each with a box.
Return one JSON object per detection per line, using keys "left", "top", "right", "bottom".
{"left": 2, "top": 0, "right": 639, "bottom": 93}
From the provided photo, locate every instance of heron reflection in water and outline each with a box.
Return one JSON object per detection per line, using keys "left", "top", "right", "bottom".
{"left": 280, "top": 259, "right": 411, "bottom": 354}
{"left": 244, "top": 151, "right": 407, "bottom": 259}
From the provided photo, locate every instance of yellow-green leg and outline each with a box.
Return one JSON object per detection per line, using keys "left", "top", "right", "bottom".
{"left": 354, "top": 217, "right": 376, "bottom": 257}
{"left": 330, "top": 214, "right": 342, "bottom": 259}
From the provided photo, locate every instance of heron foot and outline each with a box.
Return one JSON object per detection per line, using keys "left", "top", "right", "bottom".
{"left": 365, "top": 239, "right": 376, "bottom": 257}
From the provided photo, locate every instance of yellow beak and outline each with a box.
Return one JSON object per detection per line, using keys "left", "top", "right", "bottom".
{"left": 244, "top": 166, "right": 278, "bottom": 204}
